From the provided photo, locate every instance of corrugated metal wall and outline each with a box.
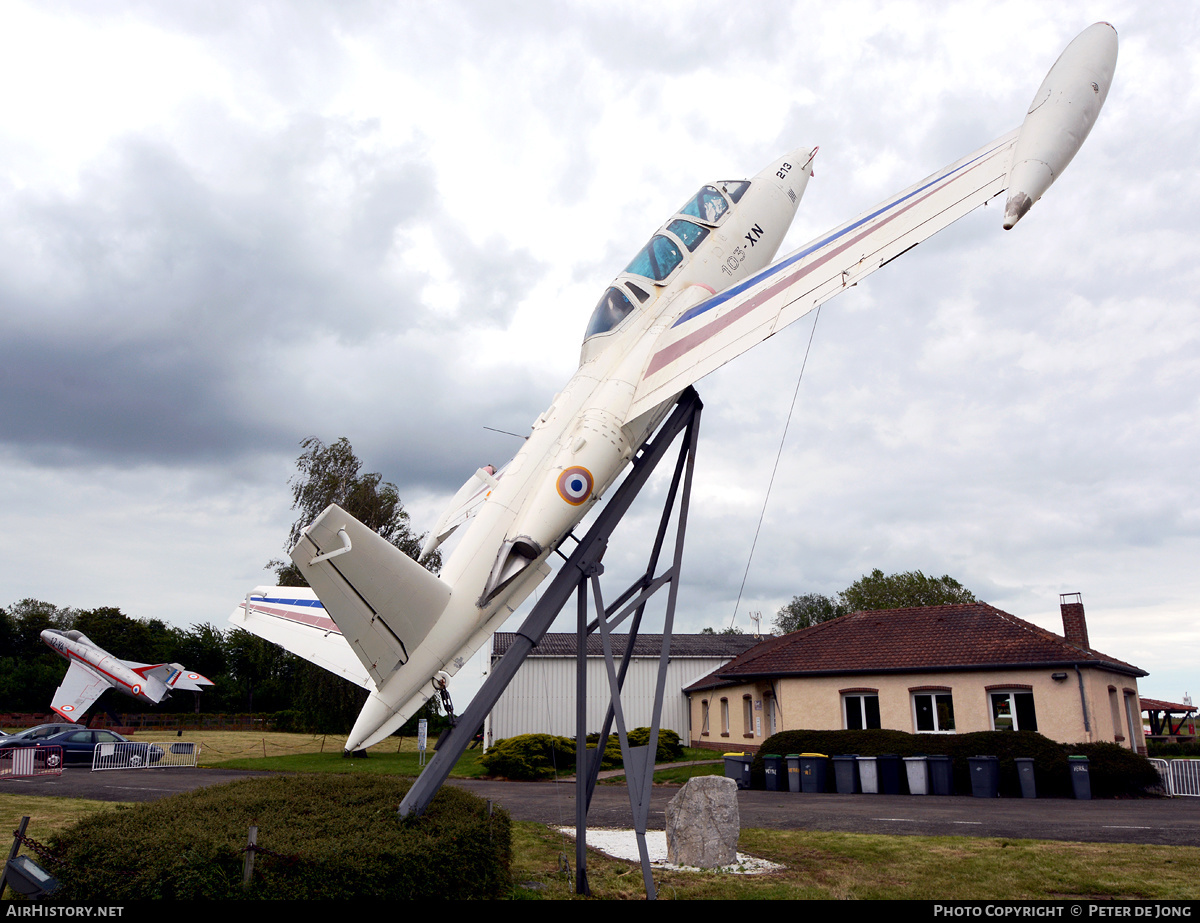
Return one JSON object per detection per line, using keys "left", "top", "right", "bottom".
{"left": 486, "top": 656, "right": 730, "bottom": 744}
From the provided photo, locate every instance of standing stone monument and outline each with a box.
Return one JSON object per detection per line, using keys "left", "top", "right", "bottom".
{"left": 665, "top": 775, "right": 740, "bottom": 868}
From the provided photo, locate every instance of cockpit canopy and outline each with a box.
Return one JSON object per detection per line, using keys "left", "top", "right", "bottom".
{"left": 624, "top": 234, "right": 683, "bottom": 282}
{"left": 678, "top": 184, "right": 728, "bottom": 224}
{"left": 584, "top": 286, "right": 636, "bottom": 340}
{"left": 582, "top": 179, "right": 751, "bottom": 344}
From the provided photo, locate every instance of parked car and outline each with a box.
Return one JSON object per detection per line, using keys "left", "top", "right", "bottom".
{"left": 0, "top": 725, "right": 163, "bottom": 768}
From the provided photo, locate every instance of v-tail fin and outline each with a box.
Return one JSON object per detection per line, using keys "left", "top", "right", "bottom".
{"left": 290, "top": 504, "right": 453, "bottom": 687}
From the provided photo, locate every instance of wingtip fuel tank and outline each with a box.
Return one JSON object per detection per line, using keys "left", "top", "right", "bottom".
{"left": 1003, "top": 22, "right": 1118, "bottom": 229}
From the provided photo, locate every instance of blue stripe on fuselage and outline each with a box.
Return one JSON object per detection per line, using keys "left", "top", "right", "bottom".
{"left": 671, "top": 142, "right": 1005, "bottom": 329}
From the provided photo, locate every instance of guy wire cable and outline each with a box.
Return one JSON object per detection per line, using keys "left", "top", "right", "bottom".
{"left": 729, "top": 304, "right": 824, "bottom": 629}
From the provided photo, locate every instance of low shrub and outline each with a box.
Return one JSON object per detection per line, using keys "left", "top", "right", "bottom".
{"left": 51, "top": 775, "right": 511, "bottom": 900}
{"left": 628, "top": 726, "right": 684, "bottom": 762}
{"left": 1147, "top": 739, "right": 1200, "bottom": 758}
{"left": 480, "top": 734, "right": 576, "bottom": 780}
{"left": 481, "top": 727, "right": 683, "bottom": 780}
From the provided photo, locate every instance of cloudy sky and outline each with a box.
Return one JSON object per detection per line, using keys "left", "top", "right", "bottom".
{"left": 1, "top": 1, "right": 1195, "bottom": 704}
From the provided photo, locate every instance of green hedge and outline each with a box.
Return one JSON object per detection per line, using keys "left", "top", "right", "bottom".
{"left": 479, "top": 733, "right": 577, "bottom": 780}
{"left": 51, "top": 775, "right": 511, "bottom": 900}
{"left": 1147, "top": 739, "right": 1200, "bottom": 758}
{"left": 752, "top": 729, "right": 1160, "bottom": 798}
{"left": 480, "top": 727, "right": 683, "bottom": 780}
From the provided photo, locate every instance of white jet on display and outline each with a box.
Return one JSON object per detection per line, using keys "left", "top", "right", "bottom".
{"left": 40, "top": 629, "right": 214, "bottom": 721}
{"left": 230, "top": 24, "right": 1119, "bottom": 755}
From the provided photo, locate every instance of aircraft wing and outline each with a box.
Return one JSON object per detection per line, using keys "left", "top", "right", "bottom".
{"left": 626, "top": 128, "right": 1020, "bottom": 419}
{"left": 229, "top": 587, "right": 374, "bottom": 690}
{"left": 421, "top": 463, "right": 506, "bottom": 561}
{"left": 50, "top": 660, "right": 112, "bottom": 721}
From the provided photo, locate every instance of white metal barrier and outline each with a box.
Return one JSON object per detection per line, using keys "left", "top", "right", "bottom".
{"left": 91, "top": 741, "right": 200, "bottom": 771}
{"left": 156, "top": 741, "right": 201, "bottom": 768}
{"left": 1149, "top": 758, "right": 1172, "bottom": 795}
{"left": 0, "top": 747, "right": 64, "bottom": 779}
{"left": 1165, "top": 758, "right": 1200, "bottom": 797}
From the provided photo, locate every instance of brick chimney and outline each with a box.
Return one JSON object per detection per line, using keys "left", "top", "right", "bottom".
{"left": 1060, "top": 592, "right": 1089, "bottom": 650}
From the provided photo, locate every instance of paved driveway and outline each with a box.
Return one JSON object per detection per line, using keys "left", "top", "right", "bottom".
{"left": 7, "top": 768, "right": 1198, "bottom": 847}
{"left": 449, "top": 778, "right": 1200, "bottom": 847}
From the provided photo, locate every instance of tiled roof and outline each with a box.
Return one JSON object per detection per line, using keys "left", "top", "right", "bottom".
{"left": 491, "top": 632, "right": 766, "bottom": 659}
{"left": 1141, "top": 697, "right": 1196, "bottom": 714}
{"left": 684, "top": 602, "right": 1146, "bottom": 692}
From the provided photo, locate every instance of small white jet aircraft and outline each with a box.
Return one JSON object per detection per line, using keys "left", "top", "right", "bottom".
{"left": 232, "top": 24, "right": 1118, "bottom": 754}
{"left": 41, "top": 629, "right": 214, "bottom": 721}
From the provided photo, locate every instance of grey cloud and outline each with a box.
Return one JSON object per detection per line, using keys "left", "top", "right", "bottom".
{"left": 0, "top": 109, "right": 548, "bottom": 469}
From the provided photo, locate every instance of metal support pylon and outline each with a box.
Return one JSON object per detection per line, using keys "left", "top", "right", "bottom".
{"left": 397, "top": 388, "right": 703, "bottom": 901}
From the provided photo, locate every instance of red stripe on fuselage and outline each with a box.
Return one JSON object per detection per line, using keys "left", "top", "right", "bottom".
{"left": 241, "top": 602, "right": 342, "bottom": 635}
{"left": 64, "top": 650, "right": 144, "bottom": 696}
{"left": 645, "top": 155, "right": 1001, "bottom": 378}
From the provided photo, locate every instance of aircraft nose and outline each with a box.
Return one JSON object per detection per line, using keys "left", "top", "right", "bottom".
{"left": 756, "top": 146, "right": 817, "bottom": 207}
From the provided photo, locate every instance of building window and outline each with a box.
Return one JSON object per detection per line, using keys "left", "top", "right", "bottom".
{"left": 701, "top": 699, "right": 710, "bottom": 736}
{"left": 843, "top": 693, "right": 881, "bottom": 730}
{"left": 720, "top": 698, "right": 729, "bottom": 736}
{"left": 1123, "top": 691, "right": 1140, "bottom": 749}
{"left": 912, "top": 691, "right": 956, "bottom": 733}
{"left": 1108, "top": 686, "right": 1125, "bottom": 742}
{"left": 989, "top": 690, "right": 1038, "bottom": 732}
{"left": 742, "top": 695, "right": 754, "bottom": 738}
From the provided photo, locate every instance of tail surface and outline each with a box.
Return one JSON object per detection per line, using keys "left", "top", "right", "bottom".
{"left": 290, "top": 504, "right": 453, "bottom": 686}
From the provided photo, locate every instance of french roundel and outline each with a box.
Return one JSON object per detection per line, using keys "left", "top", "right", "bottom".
{"left": 132, "top": 684, "right": 141, "bottom": 695}
{"left": 556, "top": 466, "right": 594, "bottom": 506}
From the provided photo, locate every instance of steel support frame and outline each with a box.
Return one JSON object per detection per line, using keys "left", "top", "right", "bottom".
{"left": 397, "top": 388, "right": 703, "bottom": 901}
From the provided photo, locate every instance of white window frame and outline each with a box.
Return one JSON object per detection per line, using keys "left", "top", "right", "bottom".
{"left": 912, "top": 691, "right": 956, "bottom": 733}
{"left": 988, "top": 689, "right": 1038, "bottom": 732}
{"left": 842, "top": 692, "right": 881, "bottom": 730}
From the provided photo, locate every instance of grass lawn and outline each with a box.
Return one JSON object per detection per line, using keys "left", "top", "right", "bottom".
{"left": 5, "top": 790, "right": 1195, "bottom": 901}
{"left": 509, "top": 823, "right": 1200, "bottom": 900}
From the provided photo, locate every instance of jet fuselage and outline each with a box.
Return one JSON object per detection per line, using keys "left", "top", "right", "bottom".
{"left": 343, "top": 147, "right": 816, "bottom": 751}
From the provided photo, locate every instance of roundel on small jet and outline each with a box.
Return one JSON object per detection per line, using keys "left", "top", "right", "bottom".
{"left": 556, "top": 466, "right": 594, "bottom": 506}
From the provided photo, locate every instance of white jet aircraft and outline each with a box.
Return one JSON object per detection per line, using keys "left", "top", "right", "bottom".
{"left": 41, "top": 629, "right": 214, "bottom": 721}
{"left": 231, "top": 24, "right": 1118, "bottom": 754}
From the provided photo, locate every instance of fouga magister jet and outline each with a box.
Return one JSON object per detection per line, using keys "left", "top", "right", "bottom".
{"left": 231, "top": 24, "right": 1118, "bottom": 754}
{"left": 40, "top": 629, "right": 214, "bottom": 721}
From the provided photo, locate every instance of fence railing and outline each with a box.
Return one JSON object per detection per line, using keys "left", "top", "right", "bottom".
{"left": 1153, "top": 757, "right": 1200, "bottom": 797}
{"left": 91, "top": 741, "right": 200, "bottom": 771}
{"left": 0, "top": 747, "right": 63, "bottom": 779}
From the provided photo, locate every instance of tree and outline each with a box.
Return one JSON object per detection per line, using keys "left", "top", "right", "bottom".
{"left": 701, "top": 626, "right": 744, "bottom": 635}
{"left": 72, "top": 607, "right": 179, "bottom": 665}
{"left": 773, "top": 593, "right": 847, "bottom": 634}
{"left": 269, "top": 436, "right": 439, "bottom": 585}
{"left": 774, "top": 571, "right": 978, "bottom": 634}
{"left": 839, "top": 569, "right": 976, "bottom": 611}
